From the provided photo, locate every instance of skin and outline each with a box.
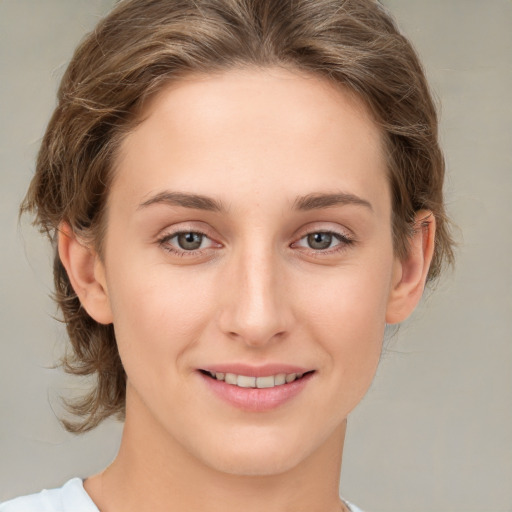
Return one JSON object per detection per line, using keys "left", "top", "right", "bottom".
{"left": 59, "top": 67, "right": 435, "bottom": 512}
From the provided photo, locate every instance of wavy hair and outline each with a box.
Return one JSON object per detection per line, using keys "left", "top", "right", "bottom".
{"left": 22, "top": 0, "right": 454, "bottom": 432}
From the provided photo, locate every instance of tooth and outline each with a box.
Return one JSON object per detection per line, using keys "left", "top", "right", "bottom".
{"left": 225, "top": 373, "right": 237, "bottom": 385}
{"left": 274, "top": 374, "right": 286, "bottom": 386}
{"left": 237, "top": 375, "right": 256, "bottom": 388}
{"left": 215, "top": 371, "right": 305, "bottom": 388}
{"left": 256, "top": 376, "right": 275, "bottom": 388}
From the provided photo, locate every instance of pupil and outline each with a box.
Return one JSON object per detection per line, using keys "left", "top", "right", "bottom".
{"left": 308, "top": 232, "right": 332, "bottom": 250}
{"left": 178, "top": 232, "right": 202, "bottom": 250}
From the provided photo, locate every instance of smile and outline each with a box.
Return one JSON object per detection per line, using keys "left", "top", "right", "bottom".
{"left": 203, "top": 371, "right": 309, "bottom": 388}
{"left": 199, "top": 367, "right": 315, "bottom": 411}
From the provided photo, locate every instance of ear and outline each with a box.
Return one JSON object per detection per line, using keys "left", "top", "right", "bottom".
{"left": 58, "top": 222, "right": 113, "bottom": 325}
{"left": 385, "top": 210, "right": 436, "bottom": 325}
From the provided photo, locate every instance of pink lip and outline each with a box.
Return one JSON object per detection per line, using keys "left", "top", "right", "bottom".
{"left": 200, "top": 363, "right": 311, "bottom": 377}
{"left": 197, "top": 365, "right": 315, "bottom": 412}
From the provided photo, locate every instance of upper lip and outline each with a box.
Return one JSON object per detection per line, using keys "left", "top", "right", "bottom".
{"left": 199, "top": 363, "right": 313, "bottom": 377}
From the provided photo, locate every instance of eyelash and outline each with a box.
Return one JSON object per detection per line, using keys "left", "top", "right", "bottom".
{"left": 291, "top": 230, "right": 355, "bottom": 256}
{"left": 157, "top": 229, "right": 355, "bottom": 258}
{"left": 157, "top": 230, "right": 218, "bottom": 258}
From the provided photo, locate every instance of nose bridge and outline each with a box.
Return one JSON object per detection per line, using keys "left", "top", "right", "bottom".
{"left": 219, "top": 236, "right": 290, "bottom": 346}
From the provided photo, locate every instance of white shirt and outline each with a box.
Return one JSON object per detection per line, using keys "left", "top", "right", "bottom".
{"left": 0, "top": 478, "right": 365, "bottom": 512}
{"left": 0, "top": 479, "right": 97, "bottom": 511}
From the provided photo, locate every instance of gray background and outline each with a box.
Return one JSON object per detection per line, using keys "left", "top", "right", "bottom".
{"left": 0, "top": 1, "right": 511, "bottom": 511}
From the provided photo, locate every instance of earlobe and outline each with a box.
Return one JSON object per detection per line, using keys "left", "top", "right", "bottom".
{"left": 57, "top": 223, "right": 113, "bottom": 325}
{"left": 385, "top": 211, "right": 436, "bottom": 325}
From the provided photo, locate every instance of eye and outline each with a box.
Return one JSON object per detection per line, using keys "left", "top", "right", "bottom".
{"left": 174, "top": 232, "right": 206, "bottom": 251}
{"left": 159, "top": 230, "right": 219, "bottom": 255}
{"left": 305, "top": 232, "right": 336, "bottom": 250}
{"left": 293, "top": 230, "right": 353, "bottom": 253}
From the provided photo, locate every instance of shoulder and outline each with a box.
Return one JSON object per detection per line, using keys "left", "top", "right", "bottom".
{"left": 0, "top": 478, "right": 99, "bottom": 512}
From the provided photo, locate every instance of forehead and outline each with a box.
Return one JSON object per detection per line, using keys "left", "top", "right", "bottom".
{"left": 112, "top": 67, "right": 389, "bottom": 218}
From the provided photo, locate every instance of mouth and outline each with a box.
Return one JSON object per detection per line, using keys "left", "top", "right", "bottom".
{"left": 199, "top": 369, "right": 315, "bottom": 389}
{"left": 197, "top": 367, "right": 315, "bottom": 411}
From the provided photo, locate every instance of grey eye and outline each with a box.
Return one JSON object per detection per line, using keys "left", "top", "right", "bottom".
{"left": 307, "top": 232, "right": 333, "bottom": 250}
{"left": 177, "top": 232, "right": 204, "bottom": 250}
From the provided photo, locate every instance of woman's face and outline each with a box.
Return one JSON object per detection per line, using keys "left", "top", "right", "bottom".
{"left": 97, "top": 67, "right": 401, "bottom": 475}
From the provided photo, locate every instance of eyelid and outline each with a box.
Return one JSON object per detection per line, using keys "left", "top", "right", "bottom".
{"left": 155, "top": 222, "right": 356, "bottom": 258}
{"left": 157, "top": 223, "right": 223, "bottom": 257}
{"left": 290, "top": 225, "right": 356, "bottom": 255}
{"left": 164, "top": 231, "right": 215, "bottom": 247}
{"left": 293, "top": 222, "right": 354, "bottom": 241}
{"left": 156, "top": 220, "right": 217, "bottom": 241}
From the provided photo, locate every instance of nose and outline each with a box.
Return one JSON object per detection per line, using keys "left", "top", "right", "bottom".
{"left": 217, "top": 244, "right": 294, "bottom": 347}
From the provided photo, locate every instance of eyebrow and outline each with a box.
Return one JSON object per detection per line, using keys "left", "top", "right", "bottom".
{"left": 138, "top": 191, "right": 226, "bottom": 212}
{"left": 293, "top": 192, "right": 373, "bottom": 212}
{"left": 138, "top": 190, "right": 373, "bottom": 213}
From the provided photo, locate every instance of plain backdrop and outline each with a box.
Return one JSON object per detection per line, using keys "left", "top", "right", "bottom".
{"left": 0, "top": 1, "right": 511, "bottom": 511}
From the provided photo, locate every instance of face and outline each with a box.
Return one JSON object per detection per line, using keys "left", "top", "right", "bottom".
{"left": 97, "top": 67, "right": 401, "bottom": 475}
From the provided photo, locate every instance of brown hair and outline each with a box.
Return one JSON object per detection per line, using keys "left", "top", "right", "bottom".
{"left": 22, "top": 0, "right": 454, "bottom": 432}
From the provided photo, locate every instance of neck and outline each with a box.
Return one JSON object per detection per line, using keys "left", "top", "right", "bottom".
{"left": 85, "top": 385, "right": 347, "bottom": 512}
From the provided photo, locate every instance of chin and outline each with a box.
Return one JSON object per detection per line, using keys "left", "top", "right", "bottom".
{"left": 206, "top": 448, "right": 304, "bottom": 477}
{"left": 191, "top": 425, "right": 317, "bottom": 477}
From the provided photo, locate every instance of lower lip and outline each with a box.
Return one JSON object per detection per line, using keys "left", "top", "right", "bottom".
{"left": 199, "top": 372, "right": 314, "bottom": 412}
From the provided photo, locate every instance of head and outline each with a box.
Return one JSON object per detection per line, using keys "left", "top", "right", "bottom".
{"left": 23, "top": 0, "right": 453, "bottom": 444}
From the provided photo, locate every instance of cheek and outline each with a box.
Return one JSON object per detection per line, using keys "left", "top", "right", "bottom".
{"left": 297, "top": 259, "right": 391, "bottom": 335}
{"left": 105, "top": 261, "right": 216, "bottom": 382}
{"left": 295, "top": 259, "right": 392, "bottom": 387}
